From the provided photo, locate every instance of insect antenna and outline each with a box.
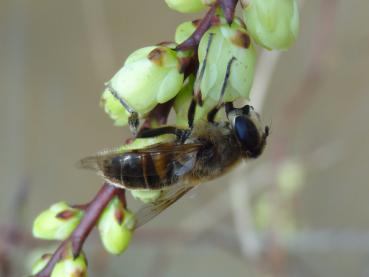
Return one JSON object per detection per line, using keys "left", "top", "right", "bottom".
{"left": 207, "top": 56, "right": 237, "bottom": 122}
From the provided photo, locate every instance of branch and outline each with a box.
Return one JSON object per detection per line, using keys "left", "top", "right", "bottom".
{"left": 34, "top": 183, "right": 120, "bottom": 277}
{"left": 218, "top": 0, "right": 238, "bottom": 24}
{"left": 176, "top": 5, "right": 217, "bottom": 51}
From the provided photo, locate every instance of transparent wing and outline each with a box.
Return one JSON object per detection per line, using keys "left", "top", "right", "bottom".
{"left": 78, "top": 143, "right": 202, "bottom": 178}
{"left": 78, "top": 142, "right": 202, "bottom": 189}
{"left": 133, "top": 183, "right": 194, "bottom": 229}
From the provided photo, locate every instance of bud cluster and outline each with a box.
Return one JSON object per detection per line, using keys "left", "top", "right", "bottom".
{"left": 102, "top": 0, "right": 299, "bottom": 129}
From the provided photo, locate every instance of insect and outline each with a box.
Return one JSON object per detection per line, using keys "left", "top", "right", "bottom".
{"left": 79, "top": 37, "right": 269, "bottom": 229}
{"left": 79, "top": 99, "right": 269, "bottom": 228}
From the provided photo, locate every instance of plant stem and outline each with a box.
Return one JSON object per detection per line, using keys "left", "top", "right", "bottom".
{"left": 176, "top": 5, "right": 217, "bottom": 51}
{"left": 34, "top": 183, "right": 119, "bottom": 277}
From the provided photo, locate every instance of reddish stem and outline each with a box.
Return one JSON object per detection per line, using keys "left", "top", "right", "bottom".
{"left": 176, "top": 0, "right": 238, "bottom": 51}
{"left": 219, "top": 0, "right": 238, "bottom": 24}
{"left": 176, "top": 5, "right": 217, "bottom": 51}
{"left": 34, "top": 183, "right": 119, "bottom": 277}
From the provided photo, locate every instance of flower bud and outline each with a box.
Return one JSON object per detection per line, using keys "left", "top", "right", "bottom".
{"left": 197, "top": 23, "right": 256, "bottom": 105}
{"left": 51, "top": 253, "right": 87, "bottom": 277}
{"left": 103, "top": 46, "right": 184, "bottom": 126}
{"left": 119, "top": 134, "right": 177, "bottom": 152}
{"left": 33, "top": 202, "right": 83, "bottom": 240}
{"left": 98, "top": 197, "right": 135, "bottom": 255}
{"left": 243, "top": 0, "right": 299, "bottom": 50}
{"left": 175, "top": 21, "right": 197, "bottom": 44}
{"left": 131, "top": 189, "right": 162, "bottom": 204}
{"left": 165, "top": 0, "right": 215, "bottom": 13}
{"left": 173, "top": 75, "right": 217, "bottom": 127}
{"left": 31, "top": 253, "right": 52, "bottom": 275}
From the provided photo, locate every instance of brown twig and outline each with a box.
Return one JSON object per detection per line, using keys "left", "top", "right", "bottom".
{"left": 219, "top": 0, "right": 238, "bottom": 24}
{"left": 176, "top": 5, "right": 217, "bottom": 51}
{"left": 34, "top": 183, "right": 120, "bottom": 277}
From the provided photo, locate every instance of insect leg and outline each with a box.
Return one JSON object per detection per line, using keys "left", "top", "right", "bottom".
{"left": 187, "top": 98, "right": 197, "bottom": 129}
{"left": 207, "top": 103, "right": 224, "bottom": 123}
{"left": 207, "top": 57, "right": 236, "bottom": 122}
{"left": 225, "top": 102, "right": 235, "bottom": 114}
{"left": 193, "top": 32, "right": 215, "bottom": 105}
{"left": 187, "top": 33, "right": 215, "bottom": 128}
{"left": 106, "top": 83, "right": 139, "bottom": 135}
{"left": 137, "top": 126, "right": 190, "bottom": 142}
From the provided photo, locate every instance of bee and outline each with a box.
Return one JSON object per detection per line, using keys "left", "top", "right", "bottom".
{"left": 80, "top": 46, "right": 269, "bottom": 228}
{"left": 79, "top": 101, "right": 269, "bottom": 228}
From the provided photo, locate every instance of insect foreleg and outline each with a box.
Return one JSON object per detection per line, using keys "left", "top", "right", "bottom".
{"left": 137, "top": 126, "right": 190, "bottom": 142}
{"left": 207, "top": 57, "right": 236, "bottom": 122}
{"left": 106, "top": 83, "right": 140, "bottom": 135}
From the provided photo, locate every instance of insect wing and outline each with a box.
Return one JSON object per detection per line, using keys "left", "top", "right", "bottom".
{"left": 78, "top": 143, "right": 202, "bottom": 189}
{"left": 133, "top": 183, "right": 194, "bottom": 229}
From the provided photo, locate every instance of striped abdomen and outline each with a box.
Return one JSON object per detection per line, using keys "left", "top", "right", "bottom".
{"left": 100, "top": 149, "right": 196, "bottom": 189}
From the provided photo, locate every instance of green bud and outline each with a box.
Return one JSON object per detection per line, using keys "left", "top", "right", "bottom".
{"left": 173, "top": 76, "right": 195, "bottom": 127}
{"left": 98, "top": 197, "right": 135, "bottom": 255}
{"left": 131, "top": 189, "right": 162, "bottom": 204}
{"left": 100, "top": 90, "right": 131, "bottom": 126}
{"left": 198, "top": 23, "right": 256, "bottom": 105}
{"left": 165, "top": 0, "right": 215, "bottom": 13}
{"left": 243, "top": 0, "right": 299, "bottom": 50}
{"left": 31, "top": 253, "right": 52, "bottom": 275}
{"left": 173, "top": 75, "right": 219, "bottom": 127}
{"left": 119, "top": 134, "right": 177, "bottom": 152}
{"left": 103, "top": 46, "right": 184, "bottom": 126}
{"left": 33, "top": 202, "right": 83, "bottom": 240}
{"left": 175, "top": 21, "right": 197, "bottom": 44}
{"left": 51, "top": 253, "right": 87, "bottom": 277}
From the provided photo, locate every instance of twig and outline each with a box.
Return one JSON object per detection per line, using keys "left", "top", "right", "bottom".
{"left": 176, "top": 5, "right": 217, "bottom": 51}
{"left": 34, "top": 183, "right": 120, "bottom": 277}
{"left": 218, "top": 0, "right": 238, "bottom": 24}
{"left": 176, "top": 0, "right": 238, "bottom": 51}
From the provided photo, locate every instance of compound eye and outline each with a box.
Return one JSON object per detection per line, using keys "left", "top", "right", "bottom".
{"left": 234, "top": 116, "right": 259, "bottom": 152}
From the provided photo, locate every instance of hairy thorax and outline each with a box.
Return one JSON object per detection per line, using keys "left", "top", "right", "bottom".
{"left": 185, "top": 121, "right": 242, "bottom": 183}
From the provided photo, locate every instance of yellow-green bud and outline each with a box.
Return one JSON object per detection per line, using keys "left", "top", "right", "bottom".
{"left": 197, "top": 23, "right": 256, "bottom": 106}
{"left": 118, "top": 134, "right": 177, "bottom": 152}
{"left": 33, "top": 202, "right": 83, "bottom": 240}
{"left": 51, "top": 253, "right": 87, "bottom": 277}
{"left": 243, "top": 0, "right": 299, "bottom": 50}
{"left": 31, "top": 253, "right": 52, "bottom": 275}
{"left": 101, "top": 91, "right": 131, "bottom": 126}
{"left": 175, "top": 21, "right": 197, "bottom": 44}
{"left": 173, "top": 75, "right": 219, "bottom": 127}
{"left": 165, "top": 0, "right": 215, "bottom": 13}
{"left": 131, "top": 189, "right": 162, "bottom": 204}
{"left": 98, "top": 197, "right": 135, "bottom": 255}
{"left": 103, "top": 46, "right": 184, "bottom": 126}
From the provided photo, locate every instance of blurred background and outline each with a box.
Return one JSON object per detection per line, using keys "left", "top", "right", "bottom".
{"left": 1, "top": 0, "right": 369, "bottom": 276}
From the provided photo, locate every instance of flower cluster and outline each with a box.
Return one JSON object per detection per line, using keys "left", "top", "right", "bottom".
{"left": 30, "top": 0, "right": 299, "bottom": 276}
